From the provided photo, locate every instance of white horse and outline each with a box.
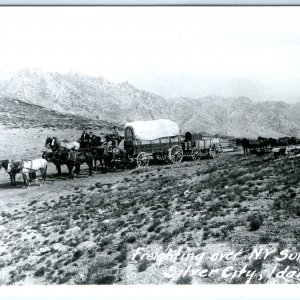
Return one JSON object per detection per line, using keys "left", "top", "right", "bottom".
{"left": 45, "top": 137, "right": 80, "bottom": 151}
{"left": 53, "top": 137, "right": 80, "bottom": 151}
{"left": 20, "top": 158, "right": 48, "bottom": 187}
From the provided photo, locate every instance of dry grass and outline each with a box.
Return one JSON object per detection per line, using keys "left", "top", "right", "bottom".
{"left": 1, "top": 150, "right": 300, "bottom": 284}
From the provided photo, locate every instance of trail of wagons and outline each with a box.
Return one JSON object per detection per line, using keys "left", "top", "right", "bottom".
{"left": 0, "top": 119, "right": 223, "bottom": 187}
{"left": 1, "top": 118, "right": 300, "bottom": 188}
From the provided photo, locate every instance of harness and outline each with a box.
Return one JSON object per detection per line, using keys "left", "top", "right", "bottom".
{"left": 21, "top": 160, "right": 35, "bottom": 172}
{"left": 67, "top": 151, "right": 77, "bottom": 162}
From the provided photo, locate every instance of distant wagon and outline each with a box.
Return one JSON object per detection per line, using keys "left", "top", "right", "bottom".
{"left": 124, "top": 119, "right": 183, "bottom": 167}
{"left": 181, "top": 131, "right": 223, "bottom": 160}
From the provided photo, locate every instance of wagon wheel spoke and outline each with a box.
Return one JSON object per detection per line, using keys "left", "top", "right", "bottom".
{"left": 191, "top": 147, "right": 202, "bottom": 161}
{"left": 136, "top": 152, "right": 149, "bottom": 167}
{"left": 211, "top": 143, "right": 223, "bottom": 159}
{"left": 169, "top": 145, "right": 183, "bottom": 163}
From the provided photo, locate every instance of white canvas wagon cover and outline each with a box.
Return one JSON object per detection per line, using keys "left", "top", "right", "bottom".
{"left": 125, "top": 119, "right": 180, "bottom": 141}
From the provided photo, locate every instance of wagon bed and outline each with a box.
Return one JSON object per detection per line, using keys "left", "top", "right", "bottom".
{"left": 124, "top": 119, "right": 183, "bottom": 166}
{"left": 124, "top": 120, "right": 223, "bottom": 167}
{"left": 181, "top": 132, "right": 223, "bottom": 160}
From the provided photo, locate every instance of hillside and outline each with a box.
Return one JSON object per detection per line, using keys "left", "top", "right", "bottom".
{"left": 1, "top": 68, "right": 300, "bottom": 138}
{"left": 0, "top": 96, "right": 116, "bottom": 131}
{"left": 0, "top": 96, "right": 120, "bottom": 161}
{"left": 1, "top": 153, "right": 300, "bottom": 284}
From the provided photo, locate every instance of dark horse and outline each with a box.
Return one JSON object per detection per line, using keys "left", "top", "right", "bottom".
{"left": 236, "top": 138, "right": 262, "bottom": 155}
{"left": 42, "top": 150, "right": 73, "bottom": 177}
{"left": 257, "top": 136, "right": 270, "bottom": 151}
{"left": 0, "top": 160, "right": 21, "bottom": 186}
{"left": 77, "top": 135, "right": 109, "bottom": 172}
{"left": 43, "top": 149, "right": 93, "bottom": 178}
{"left": 88, "top": 146, "right": 109, "bottom": 172}
{"left": 79, "top": 134, "right": 102, "bottom": 149}
{"left": 67, "top": 150, "right": 94, "bottom": 177}
{"left": 101, "top": 134, "right": 127, "bottom": 172}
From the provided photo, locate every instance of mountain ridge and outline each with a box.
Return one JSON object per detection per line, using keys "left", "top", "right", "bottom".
{"left": 1, "top": 68, "right": 300, "bottom": 138}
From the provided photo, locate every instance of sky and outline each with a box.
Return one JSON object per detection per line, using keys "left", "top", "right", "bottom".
{"left": 1, "top": 6, "right": 300, "bottom": 101}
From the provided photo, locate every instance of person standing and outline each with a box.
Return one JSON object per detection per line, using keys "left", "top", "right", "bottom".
{"left": 80, "top": 130, "right": 90, "bottom": 148}
{"left": 112, "top": 126, "right": 119, "bottom": 138}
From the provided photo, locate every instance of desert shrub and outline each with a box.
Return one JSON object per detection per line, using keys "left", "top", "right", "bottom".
{"left": 100, "top": 238, "right": 110, "bottom": 247}
{"left": 130, "top": 167, "right": 151, "bottom": 174}
{"left": 257, "top": 166, "right": 274, "bottom": 177}
{"left": 85, "top": 259, "right": 117, "bottom": 284}
{"left": 220, "top": 224, "right": 234, "bottom": 239}
{"left": 273, "top": 198, "right": 281, "bottom": 210}
{"left": 72, "top": 250, "right": 83, "bottom": 262}
{"left": 137, "top": 257, "right": 152, "bottom": 272}
{"left": 34, "top": 267, "right": 45, "bottom": 277}
{"left": 126, "top": 235, "right": 136, "bottom": 243}
{"left": 247, "top": 181, "right": 255, "bottom": 187}
{"left": 207, "top": 163, "right": 218, "bottom": 173}
{"left": 232, "top": 202, "right": 241, "bottom": 208}
{"left": 184, "top": 219, "right": 193, "bottom": 229}
{"left": 137, "top": 260, "right": 149, "bottom": 272}
{"left": 228, "top": 167, "right": 248, "bottom": 179}
{"left": 175, "top": 275, "right": 193, "bottom": 285}
{"left": 202, "top": 227, "right": 209, "bottom": 240}
{"left": 147, "top": 234, "right": 156, "bottom": 244}
{"left": 269, "top": 187, "right": 278, "bottom": 193}
{"left": 207, "top": 199, "right": 224, "bottom": 213}
{"left": 273, "top": 213, "right": 281, "bottom": 221}
{"left": 28, "top": 200, "right": 38, "bottom": 206}
{"left": 236, "top": 174, "right": 254, "bottom": 185}
{"left": 259, "top": 233, "right": 272, "bottom": 244}
{"left": 155, "top": 226, "right": 162, "bottom": 233}
{"left": 115, "top": 242, "right": 128, "bottom": 263}
{"left": 237, "top": 206, "right": 249, "bottom": 214}
{"left": 293, "top": 228, "right": 300, "bottom": 241}
{"left": 194, "top": 199, "right": 203, "bottom": 211}
{"left": 230, "top": 276, "right": 248, "bottom": 284}
{"left": 93, "top": 274, "right": 116, "bottom": 284}
{"left": 147, "top": 218, "right": 161, "bottom": 232}
{"left": 247, "top": 213, "right": 263, "bottom": 231}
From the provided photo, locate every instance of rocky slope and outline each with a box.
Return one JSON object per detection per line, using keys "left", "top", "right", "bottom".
{"left": 0, "top": 96, "right": 115, "bottom": 131}
{"left": 1, "top": 153, "right": 300, "bottom": 284}
{"left": 1, "top": 68, "right": 300, "bottom": 138}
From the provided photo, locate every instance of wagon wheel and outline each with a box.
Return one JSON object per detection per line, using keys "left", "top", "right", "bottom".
{"left": 210, "top": 143, "right": 223, "bottom": 159}
{"left": 136, "top": 152, "right": 149, "bottom": 167}
{"left": 191, "top": 147, "right": 202, "bottom": 161}
{"left": 169, "top": 145, "right": 183, "bottom": 163}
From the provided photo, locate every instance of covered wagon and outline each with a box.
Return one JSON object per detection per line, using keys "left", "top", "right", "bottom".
{"left": 124, "top": 119, "right": 183, "bottom": 167}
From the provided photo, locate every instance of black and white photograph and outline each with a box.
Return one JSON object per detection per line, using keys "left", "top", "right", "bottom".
{"left": 1, "top": 6, "right": 300, "bottom": 286}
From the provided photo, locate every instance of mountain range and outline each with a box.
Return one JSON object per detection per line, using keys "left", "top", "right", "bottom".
{"left": 0, "top": 68, "right": 300, "bottom": 138}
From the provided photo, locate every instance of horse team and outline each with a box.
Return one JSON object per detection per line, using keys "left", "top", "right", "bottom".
{"left": 0, "top": 158, "right": 47, "bottom": 187}
{"left": 42, "top": 133, "right": 126, "bottom": 179}
{"left": 0, "top": 130, "right": 126, "bottom": 188}
{"left": 1, "top": 132, "right": 300, "bottom": 188}
{"left": 236, "top": 136, "right": 300, "bottom": 156}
